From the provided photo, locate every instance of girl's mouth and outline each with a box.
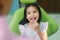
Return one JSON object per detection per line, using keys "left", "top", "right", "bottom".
{"left": 30, "top": 17, "right": 36, "bottom": 21}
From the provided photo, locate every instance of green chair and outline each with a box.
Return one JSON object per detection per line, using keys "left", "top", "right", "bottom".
{"left": 20, "top": 0, "right": 36, "bottom": 4}
{"left": 9, "top": 0, "right": 58, "bottom": 36}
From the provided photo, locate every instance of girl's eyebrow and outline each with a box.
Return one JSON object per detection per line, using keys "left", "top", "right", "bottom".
{"left": 33, "top": 10, "right": 37, "bottom": 11}
{"left": 27, "top": 10, "right": 37, "bottom": 13}
{"left": 33, "top": 9, "right": 38, "bottom": 12}
{"left": 27, "top": 11, "right": 30, "bottom": 13}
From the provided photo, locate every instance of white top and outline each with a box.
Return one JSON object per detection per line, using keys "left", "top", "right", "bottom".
{"left": 19, "top": 22, "right": 48, "bottom": 40}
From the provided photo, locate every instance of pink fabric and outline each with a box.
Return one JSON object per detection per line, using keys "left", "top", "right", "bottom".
{"left": 0, "top": 16, "right": 34, "bottom": 40}
{"left": 0, "top": 16, "right": 11, "bottom": 40}
{"left": 12, "top": 36, "right": 34, "bottom": 40}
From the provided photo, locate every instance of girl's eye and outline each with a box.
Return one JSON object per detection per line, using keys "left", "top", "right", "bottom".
{"left": 27, "top": 13, "right": 30, "bottom": 14}
{"left": 33, "top": 11, "right": 36, "bottom": 13}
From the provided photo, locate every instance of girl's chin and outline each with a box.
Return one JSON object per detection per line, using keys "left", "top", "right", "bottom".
{"left": 29, "top": 20, "right": 38, "bottom": 23}
{"left": 30, "top": 20, "right": 37, "bottom": 22}
{"left": 29, "top": 21, "right": 33, "bottom": 23}
{"left": 29, "top": 21, "right": 35, "bottom": 24}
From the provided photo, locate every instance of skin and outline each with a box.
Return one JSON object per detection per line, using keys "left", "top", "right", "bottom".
{"left": 26, "top": 6, "right": 48, "bottom": 40}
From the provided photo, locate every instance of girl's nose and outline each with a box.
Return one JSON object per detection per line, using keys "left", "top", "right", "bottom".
{"left": 31, "top": 13, "right": 35, "bottom": 16}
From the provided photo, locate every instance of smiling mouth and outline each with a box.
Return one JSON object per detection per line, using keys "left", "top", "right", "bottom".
{"left": 30, "top": 17, "right": 36, "bottom": 21}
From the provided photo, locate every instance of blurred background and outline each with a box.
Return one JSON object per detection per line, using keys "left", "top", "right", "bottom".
{"left": 37, "top": 0, "right": 60, "bottom": 13}
{"left": 37, "top": 0, "right": 60, "bottom": 40}
{"left": 0, "top": 0, "right": 60, "bottom": 40}
{"left": 9, "top": 0, "right": 60, "bottom": 40}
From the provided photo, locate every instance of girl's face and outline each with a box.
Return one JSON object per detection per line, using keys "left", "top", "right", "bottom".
{"left": 26, "top": 6, "right": 39, "bottom": 23}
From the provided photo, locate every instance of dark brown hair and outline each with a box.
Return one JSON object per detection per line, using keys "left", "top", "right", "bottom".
{"left": 19, "top": 3, "right": 42, "bottom": 25}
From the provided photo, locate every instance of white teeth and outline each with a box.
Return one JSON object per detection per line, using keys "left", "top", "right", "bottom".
{"left": 30, "top": 17, "right": 36, "bottom": 20}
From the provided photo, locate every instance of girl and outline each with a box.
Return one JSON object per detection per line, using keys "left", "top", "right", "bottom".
{"left": 19, "top": 3, "right": 48, "bottom": 40}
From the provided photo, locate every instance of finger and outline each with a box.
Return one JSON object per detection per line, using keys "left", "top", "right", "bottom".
{"left": 33, "top": 19, "right": 38, "bottom": 24}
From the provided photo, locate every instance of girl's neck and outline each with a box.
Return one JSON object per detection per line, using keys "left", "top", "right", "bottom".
{"left": 27, "top": 22, "right": 34, "bottom": 30}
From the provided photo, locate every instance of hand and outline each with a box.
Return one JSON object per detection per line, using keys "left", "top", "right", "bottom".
{"left": 31, "top": 20, "right": 40, "bottom": 32}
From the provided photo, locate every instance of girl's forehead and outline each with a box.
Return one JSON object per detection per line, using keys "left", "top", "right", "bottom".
{"left": 27, "top": 6, "right": 37, "bottom": 9}
{"left": 26, "top": 6, "right": 38, "bottom": 11}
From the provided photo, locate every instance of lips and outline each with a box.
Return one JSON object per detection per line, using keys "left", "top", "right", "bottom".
{"left": 30, "top": 17, "right": 36, "bottom": 21}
